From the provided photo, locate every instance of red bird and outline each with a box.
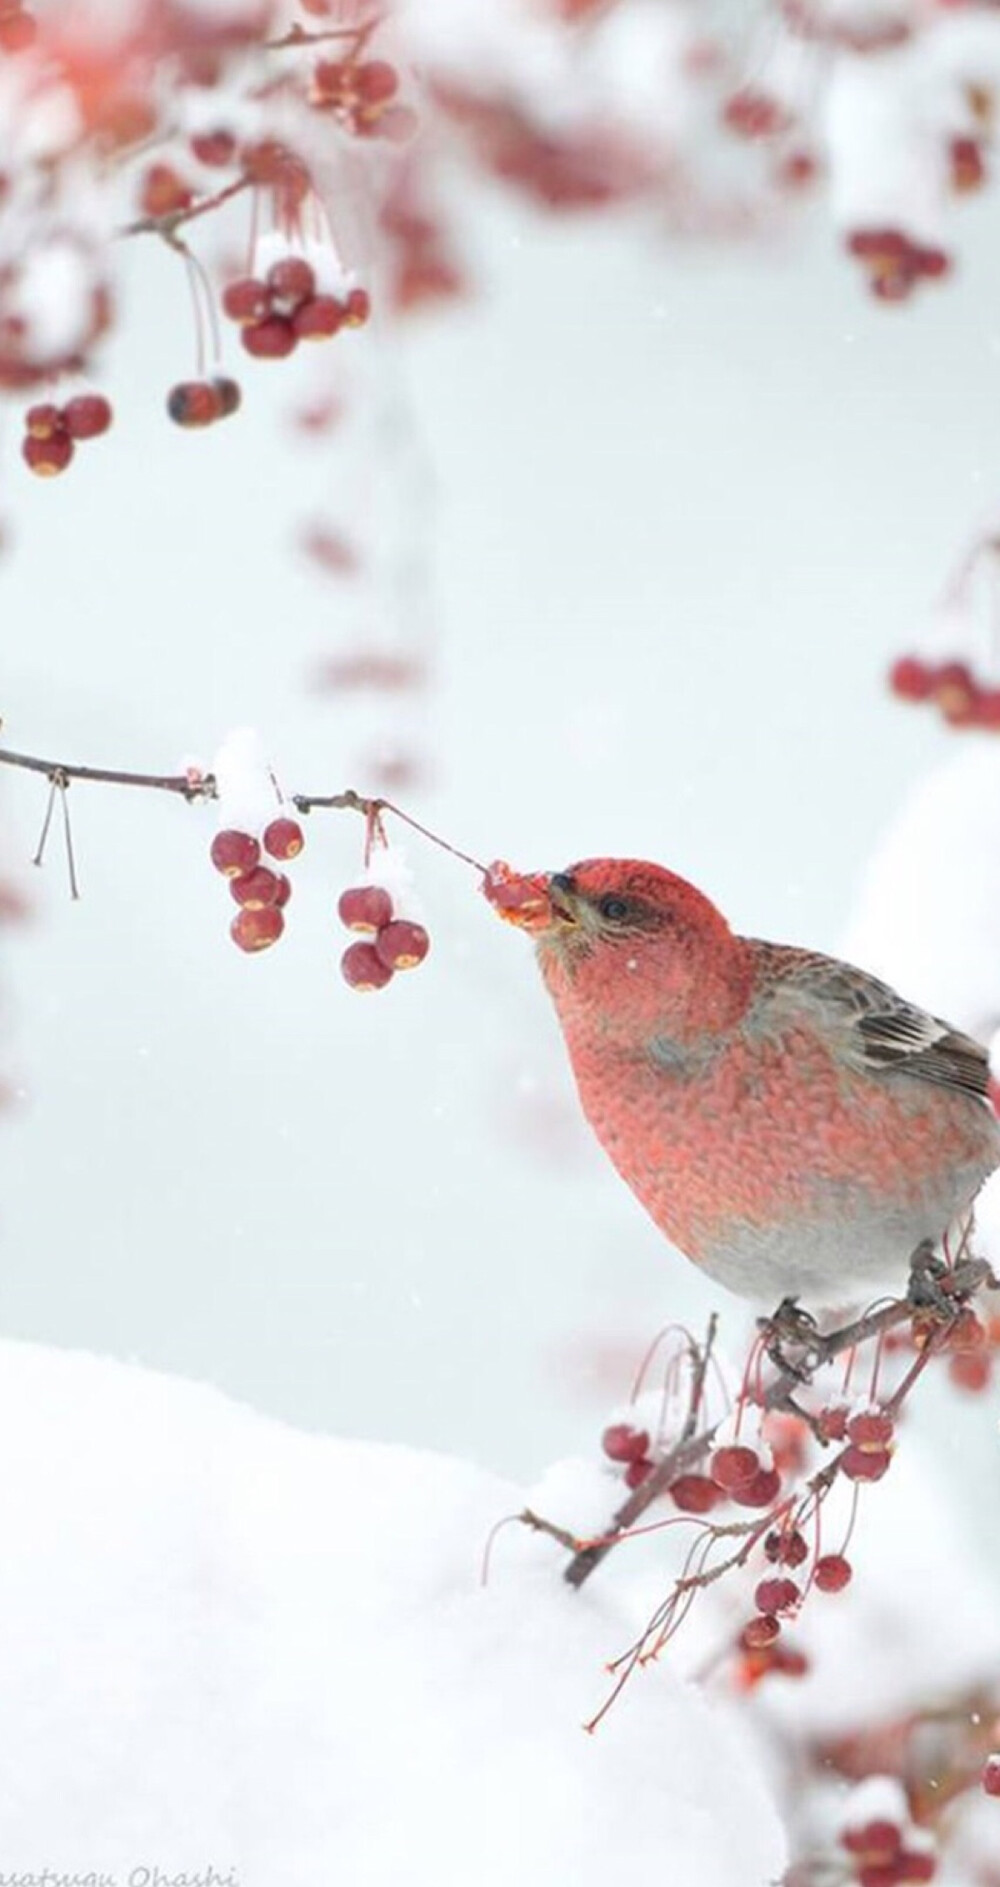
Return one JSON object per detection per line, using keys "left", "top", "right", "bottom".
{"left": 490, "top": 857, "right": 1000, "bottom": 1308}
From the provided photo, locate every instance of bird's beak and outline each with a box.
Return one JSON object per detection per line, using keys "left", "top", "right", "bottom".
{"left": 546, "top": 872, "right": 581, "bottom": 927}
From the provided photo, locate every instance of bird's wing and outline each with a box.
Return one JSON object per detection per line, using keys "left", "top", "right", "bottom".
{"left": 748, "top": 943, "right": 992, "bottom": 1102}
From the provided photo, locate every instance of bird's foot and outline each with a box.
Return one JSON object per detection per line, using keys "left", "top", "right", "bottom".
{"left": 907, "top": 1243, "right": 953, "bottom": 1317}
{"left": 757, "top": 1296, "right": 821, "bottom": 1384}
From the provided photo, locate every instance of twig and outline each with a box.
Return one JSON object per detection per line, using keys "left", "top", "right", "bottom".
{"left": 118, "top": 174, "right": 254, "bottom": 244}
{"left": 562, "top": 1256, "right": 993, "bottom": 1590}
{"left": 0, "top": 745, "right": 217, "bottom": 800}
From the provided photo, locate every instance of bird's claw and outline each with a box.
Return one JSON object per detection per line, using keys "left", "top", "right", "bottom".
{"left": 757, "top": 1296, "right": 821, "bottom": 1383}
{"left": 907, "top": 1244, "right": 953, "bottom": 1316}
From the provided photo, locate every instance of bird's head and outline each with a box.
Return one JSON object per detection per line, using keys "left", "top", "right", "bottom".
{"left": 485, "top": 856, "right": 750, "bottom": 1042}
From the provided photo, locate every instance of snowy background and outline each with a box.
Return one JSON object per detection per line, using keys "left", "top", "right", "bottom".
{"left": 5, "top": 183, "right": 1000, "bottom": 1472}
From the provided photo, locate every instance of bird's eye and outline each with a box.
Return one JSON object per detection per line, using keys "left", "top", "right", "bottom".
{"left": 598, "top": 895, "right": 630, "bottom": 922}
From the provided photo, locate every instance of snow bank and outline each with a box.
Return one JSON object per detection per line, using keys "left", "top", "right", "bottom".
{"left": 0, "top": 1340, "right": 784, "bottom": 1886}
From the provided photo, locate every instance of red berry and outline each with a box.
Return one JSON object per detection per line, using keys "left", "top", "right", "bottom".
{"left": 63, "top": 393, "right": 112, "bottom": 440}
{"left": 344, "top": 286, "right": 371, "bottom": 327}
{"left": 375, "top": 919, "right": 430, "bottom": 971}
{"left": 140, "top": 163, "right": 193, "bottom": 218}
{"left": 292, "top": 295, "right": 344, "bottom": 341}
{"left": 624, "top": 1457, "right": 653, "bottom": 1490}
{"left": 764, "top": 1527, "right": 809, "bottom": 1567}
{"left": 212, "top": 376, "right": 242, "bottom": 418}
{"left": 951, "top": 134, "right": 985, "bottom": 192}
{"left": 948, "top": 1306, "right": 987, "bottom": 1350}
{"left": 230, "top": 866, "right": 282, "bottom": 909}
{"left": 338, "top": 885, "right": 393, "bottom": 934}
{"left": 260, "top": 816, "right": 303, "bottom": 861}
{"left": 167, "top": 381, "right": 221, "bottom": 428}
{"left": 241, "top": 315, "right": 297, "bottom": 359}
{"left": 813, "top": 1552, "right": 852, "bottom": 1592}
{"left": 272, "top": 873, "right": 292, "bottom": 910}
{"left": 948, "top": 1349, "right": 993, "bottom": 1392}
{"left": 841, "top": 1444, "right": 891, "bottom": 1482}
{"left": 915, "top": 245, "right": 950, "bottom": 279}
{"left": 740, "top": 1614, "right": 781, "bottom": 1650}
{"left": 230, "top": 906, "right": 284, "bottom": 953}
{"left": 889, "top": 656, "right": 933, "bottom": 702}
{"left": 846, "top": 1408, "right": 894, "bottom": 1451}
{"left": 668, "top": 1474, "right": 722, "bottom": 1514}
{"left": 600, "top": 1423, "right": 650, "bottom": 1465}
{"left": 341, "top": 940, "right": 393, "bottom": 990}
{"left": 191, "top": 129, "right": 236, "bottom": 167}
{"left": 841, "top": 1820, "right": 902, "bottom": 1861}
{"left": 754, "top": 1577, "right": 800, "bottom": 1614}
{"left": 266, "top": 256, "right": 316, "bottom": 305}
{"left": 732, "top": 1466, "right": 782, "bottom": 1508}
{"left": 354, "top": 59, "right": 399, "bottom": 104}
{"left": 313, "top": 58, "right": 347, "bottom": 99}
{"left": 24, "top": 402, "right": 64, "bottom": 439}
{"left": 222, "top": 277, "right": 270, "bottom": 324}
{"left": 983, "top": 1753, "right": 1000, "bottom": 1797}
{"left": 210, "top": 829, "right": 260, "bottom": 878}
{"left": 22, "top": 432, "right": 73, "bottom": 475}
{"left": 709, "top": 1444, "right": 760, "bottom": 1492}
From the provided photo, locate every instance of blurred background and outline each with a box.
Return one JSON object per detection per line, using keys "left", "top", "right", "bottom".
{"left": 3, "top": 5, "right": 1000, "bottom": 1476}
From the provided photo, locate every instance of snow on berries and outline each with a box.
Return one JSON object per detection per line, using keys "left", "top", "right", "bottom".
{"left": 208, "top": 730, "right": 305, "bottom": 957}
{"left": 220, "top": 234, "right": 370, "bottom": 366}
{"left": 21, "top": 392, "right": 112, "bottom": 477}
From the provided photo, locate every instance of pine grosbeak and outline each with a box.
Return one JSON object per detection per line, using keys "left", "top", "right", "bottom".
{"left": 489, "top": 857, "right": 1000, "bottom": 1306}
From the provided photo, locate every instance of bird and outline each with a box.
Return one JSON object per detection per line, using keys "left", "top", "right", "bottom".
{"left": 490, "top": 856, "right": 1000, "bottom": 1309}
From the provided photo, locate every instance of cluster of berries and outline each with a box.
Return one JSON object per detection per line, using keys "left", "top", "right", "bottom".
{"left": 845, "top": 229, "right": 950, "bottom": 303}
{"left": 839, "top": 1810, "right": 937, "bottom": 1885}
{"left": 21, "top": 393, "right": 112, "bottom": 477}
{"left": 889, "top": 654, "right": 1000, "bottom": 729}
{"left": 814, "top": 1403, "right": 894, "bottom": 1482}
{"left": 0, "top": 0, "right": 35, "bottom": 51}
{"left": 222, "top": 257, "right": 370, "bottom": 361}
{"left": 337, "top": 884, "right": 430, "bottom": 992}
{"left": 167, "top": 377, "right": 241, "bottom": 429}
{"left": 209, "top": 816, "right": 305, "bottom": 952}
{"left": 311, "top": 56, "right": 416, "bottom": 144}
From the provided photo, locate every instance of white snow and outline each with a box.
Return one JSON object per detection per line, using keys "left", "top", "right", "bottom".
{"left": 0, "top": 1339, "right": 785, "bottom": 1886}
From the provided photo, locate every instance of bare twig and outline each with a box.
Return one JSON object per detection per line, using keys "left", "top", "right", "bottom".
{"left": 0, "top": 745, "right": 217, "bottom": 800}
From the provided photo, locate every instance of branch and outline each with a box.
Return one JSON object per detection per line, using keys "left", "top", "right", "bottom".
{"left": 562, "top": 1255, "right": 993, "bottom": 1590}
{"left": 0, "top": 745, "right": 217, "bottom": 800}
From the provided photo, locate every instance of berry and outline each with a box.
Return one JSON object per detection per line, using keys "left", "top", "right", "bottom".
{"left": 63, "top": 394, "right": 112, "bottom": 440}
{"left": 354, "top": 60, "right": 399, "bottom": 105}
{"left": 167, "top": 381, "right": 221, "bottom": 427}
{"left": 222, "top": 277, "right": 270, "bottom": 324}
{"left": 338, "top": 885, "right": 393, "bottom": 933}
{"left": 600, "top": 1423, "right": 650, "bottom": 1464}
{"left": 841, "top": 1444, "right": 891, "bottom": 1482}
{"left": 731, "top": 1466, "right": 782, "bottom": 1509}
{"left": 241, "top": 315, "right": 297, "bottom": 359}
{"left": 841, "top": 1821, "right": 902, "bottom": 1861}
{"left": 210, "top": 830, "right": 260, "bottom": 878}
{"left": 267, "top": 256, "right": 316, "bottom": 305}
{"left": 889, "top": 656, "right": 934, "bottom": 702}
{"left": 709, "top": 1443, "right": 760, "bottom": 1491}
{"left": 140, "top": 163, "right": 193, "bottom": 218}
{"left": 624, "top": 1457, "right": 653, "bottom": 1490}
{"left": 262, "top": 816, "right": 304, "bottom": 860}
{"left": 230, "top": 866, "right": 282, "bottom": 909}
{"left": 341, "top": 940, "right": 394, "bottom": 990}
{"left": 813, "top": 1552, "right": 852, "bottom": 1592}
{"left": 375, "top": 919, "right": 430, "bottom": 970}
{"left": 948, "top": 1307, "right": 987, "bottom": 1350}
{"left": 740, "top": 1614, "right": 781, "bottom": 1650}
{"left": 344, "top": 286, "right": 371, "bottom": 327}
{"left": 292, "top": 295, "right": 344, "bottom": 341}
{"left": 982, "top": 1753, "right": 1000, "bottom": 1796}
{"left": 24, "top": 402, "right": 63, "bottom": 439}
{"left": 846, "top": 1409, "right": 894, "bottom": 1451}
{"left": 212, "top": 376, "right": 242, "bottom": 419}
{"left": 948, "top": 1349, "right": 992, "bottom": 1392}
{"left": 230, "top": 906, "right": 284, "bottom": 953}
{"left": 190, "top": 130, "right": 236, "bottom": 167}
{"left": 764, "top": 1527, "right": 808, "bottom": 1567}
{"left": 22, "top": 432, "right": 73, "bottom": 475}
{"left": 754, "top": 1576, "right": 800, "bottom": 1614}
{"left": 668, "top": 1473, "right": 722, "bottom": 1514}
{"left": 272, "top": 873, "right": 292, "bottom": 910}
